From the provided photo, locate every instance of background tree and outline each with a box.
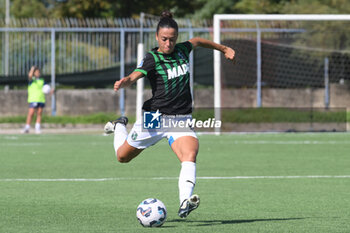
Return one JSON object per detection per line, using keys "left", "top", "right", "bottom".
{"left": 3, "top": 0, "right": 350, "bottom": 20}
{"left": 11, "top": 0, "right": 49, "bottom": 18}
{"left": 234, "top": 0, "right": 286, "bottom": 14}
{"left": 280, "top": 0, "right": 350, "bottom": 50}
{"left": 0, "top": 0, "right": 5, "bottom": 19}
{"left": 190, "top": 0, "right": 290, "bottom": 19}
{"left": 188, "top": 0, "right": 237, "bottom": 19}
{"left": 50, "top": 0, "right": 201, "bottom": 18}
{"left": 281, "top": 0, "right": 350, "bottom": 14}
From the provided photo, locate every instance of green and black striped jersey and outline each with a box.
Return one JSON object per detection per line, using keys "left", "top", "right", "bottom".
{"left": 134, "top": 41, "right": 193, "bottom": 115}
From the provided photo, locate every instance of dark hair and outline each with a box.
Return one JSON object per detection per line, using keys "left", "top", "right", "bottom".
{"left": 156, "top": 10, "right": 178, "bottom": 34}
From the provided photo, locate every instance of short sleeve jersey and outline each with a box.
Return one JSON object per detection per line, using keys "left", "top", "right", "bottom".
{"left": 134, "top": 41, "right": 193, "bottom": 115}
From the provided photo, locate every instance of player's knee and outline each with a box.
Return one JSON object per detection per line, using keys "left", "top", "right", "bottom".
{"left": 117, "top": 156, "right": 131, "bottom": 163}
{"left": 116, "top": 150, "right": 131, "bottom": 163}
{"left": 182, "top": 151, "right": 197, "bottom": 162}
{"left": 189, "top": 152, "right": 197, "bottom": 162}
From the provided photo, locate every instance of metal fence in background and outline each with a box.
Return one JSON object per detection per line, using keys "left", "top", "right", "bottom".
{"left": 0, "top": 18, "right": 212, "bottom": 78}
{"left": 2, "top": 17, "right": 347, "bottom": 117}
{"left": 0, "top": 17, "right": 212, "bottom": 116}
{"left": 0, "top": 17, "right": 212, "bottom": 28}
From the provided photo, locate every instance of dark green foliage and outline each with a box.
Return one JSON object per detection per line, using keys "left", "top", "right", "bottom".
{"left": 3, "top": 0, "right": 350, "bottom": 19}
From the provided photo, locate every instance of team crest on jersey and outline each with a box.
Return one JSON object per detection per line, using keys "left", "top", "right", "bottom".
{"left": 131, "top": 131, "right": 138, "bottom": 140}
{"left": 178, "top": 51, "right": 185, "bottom": 60}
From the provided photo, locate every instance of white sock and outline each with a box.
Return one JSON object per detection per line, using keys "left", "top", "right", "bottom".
{"left": 35, "top": 123, "right": 40, "bottom": 131}
{"left": 114, "top": 123, "right": 128, "bottom": 155}
{"left": 25, "top": 124, "right": 30, "bottom": 130}
{"left": 178, "top": 161, "right": 196, "bottom": 204}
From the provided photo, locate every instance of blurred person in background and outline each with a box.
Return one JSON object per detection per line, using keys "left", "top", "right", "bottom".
{"left": 23, "top": 66, "right": 51, "bottom": 134}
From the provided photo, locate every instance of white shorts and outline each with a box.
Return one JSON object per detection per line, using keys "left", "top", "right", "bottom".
{"left": 126, "top": 115, "right": 197, "bottom": 149}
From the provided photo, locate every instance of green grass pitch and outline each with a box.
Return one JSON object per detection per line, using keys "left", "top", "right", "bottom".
{"left": 0, "top": 133, "right": 350, "bottom": 232}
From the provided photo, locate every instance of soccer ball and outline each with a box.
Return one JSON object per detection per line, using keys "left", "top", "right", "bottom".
{"left": 42, "top": 84, "right": 51, "bottom": 94}
{"left": 136, "top": 198, "right": 167, "bottom": 227}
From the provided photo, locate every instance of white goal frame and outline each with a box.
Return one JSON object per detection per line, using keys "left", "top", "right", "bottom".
{"left": 213, "top": 14, "right": 350, "bottom": 134}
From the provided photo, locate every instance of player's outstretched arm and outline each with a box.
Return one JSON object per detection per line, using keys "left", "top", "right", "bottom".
{"left": 28, "top": 66, "right": 35, "bottom": 80}
{"left": 189, "top": 37, "right": 235, "bottom": 62}
{"left": 114, "top": 71, "right": 144, "bottom": 91}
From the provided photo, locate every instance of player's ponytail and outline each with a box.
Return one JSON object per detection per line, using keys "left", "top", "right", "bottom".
{"left": 157, "top": 10, "right": 178, "bottom": 34}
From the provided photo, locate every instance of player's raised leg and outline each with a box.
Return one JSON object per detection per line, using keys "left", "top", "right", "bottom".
{"left": 104, "top": 116, "right": 143, "bottom": 163}
{"left": 170, "top": 135, "right": 200, "bottom": 218}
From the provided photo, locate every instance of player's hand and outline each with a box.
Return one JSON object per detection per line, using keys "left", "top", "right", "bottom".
{"left": 224, "top": 47, "right": 235, "bottom": 63}
{"left": 28, "top": 66, "right": 36, "bottom": 79}
{"left": 114, "top": 78, "right": 126, "bottom": 91}
{"left": 50, "top": 88, "right": 55, "bottom": 95}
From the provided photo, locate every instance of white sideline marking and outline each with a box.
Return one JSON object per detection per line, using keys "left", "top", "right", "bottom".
{"left": 232, "top": 141, "right": 350, "bottom": 145}
{"left": 1, "top": 143, "right": 42, "bottom": 146}
{"left": 198, "top": 175, "right": 350, "bottom": 179}
{"left": 1, "top": 175, "right": 350, "bottom": 182}
{"left": 2, "top": 140, "right": 349, "bottom": 147}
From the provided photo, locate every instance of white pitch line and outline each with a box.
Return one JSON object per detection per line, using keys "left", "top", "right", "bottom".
{"left": 0, "top": 178, "right": 127, "bottom": 182}
{"left": 2, "top": 140, "right": 350, "bottom": 147}
{"left": 1, "top": 175, "right": 350, "bottom": 182}
{"left": 232, "top": 141, "right": 350, "bottom": 145}
{"left": 0, "top": 143, "right": 43, "bottom": 146}
{"left": 197, "top": 175, "right": 350, "bottom": 179}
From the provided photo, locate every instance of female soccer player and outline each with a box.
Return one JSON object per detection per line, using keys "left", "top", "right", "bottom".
{"left": 23, "top": 66, "right": 48, "bottom": 134}
{"left": 105, "top": 11, "right": 235, "bottom": 218}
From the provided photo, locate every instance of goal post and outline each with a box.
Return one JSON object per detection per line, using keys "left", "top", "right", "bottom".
{"left": 213, "top": 14, "right": 350, "bottom": 134}
{"left": 136, "top": 42, "right": 144, "bottom": 122}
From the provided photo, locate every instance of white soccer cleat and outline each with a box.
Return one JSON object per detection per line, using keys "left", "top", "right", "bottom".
{"left": 104, "top": 116, "right": 128, "bottom": 134}
{"left": 22, "top": 128, "right": 29, "bottom": 134}
{"left": 178, "top": 194, "right": 200, "bottom": 218}
{"left": 104, "top": 122, "right": 115, "bottom": 134}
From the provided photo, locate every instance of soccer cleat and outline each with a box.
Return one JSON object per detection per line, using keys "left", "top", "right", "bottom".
{"left": 178, "top": 194, "right": 200, "bottom": 218}
{"left": 22, "top": 128, "right": 29, "bottom": 134}
{"left": 104, "top": 116, "right": 128, "bottom": 134}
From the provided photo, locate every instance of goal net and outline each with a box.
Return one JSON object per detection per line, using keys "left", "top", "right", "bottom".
{"left": 212, "top": 14, "right": 349, "bottom": 133}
